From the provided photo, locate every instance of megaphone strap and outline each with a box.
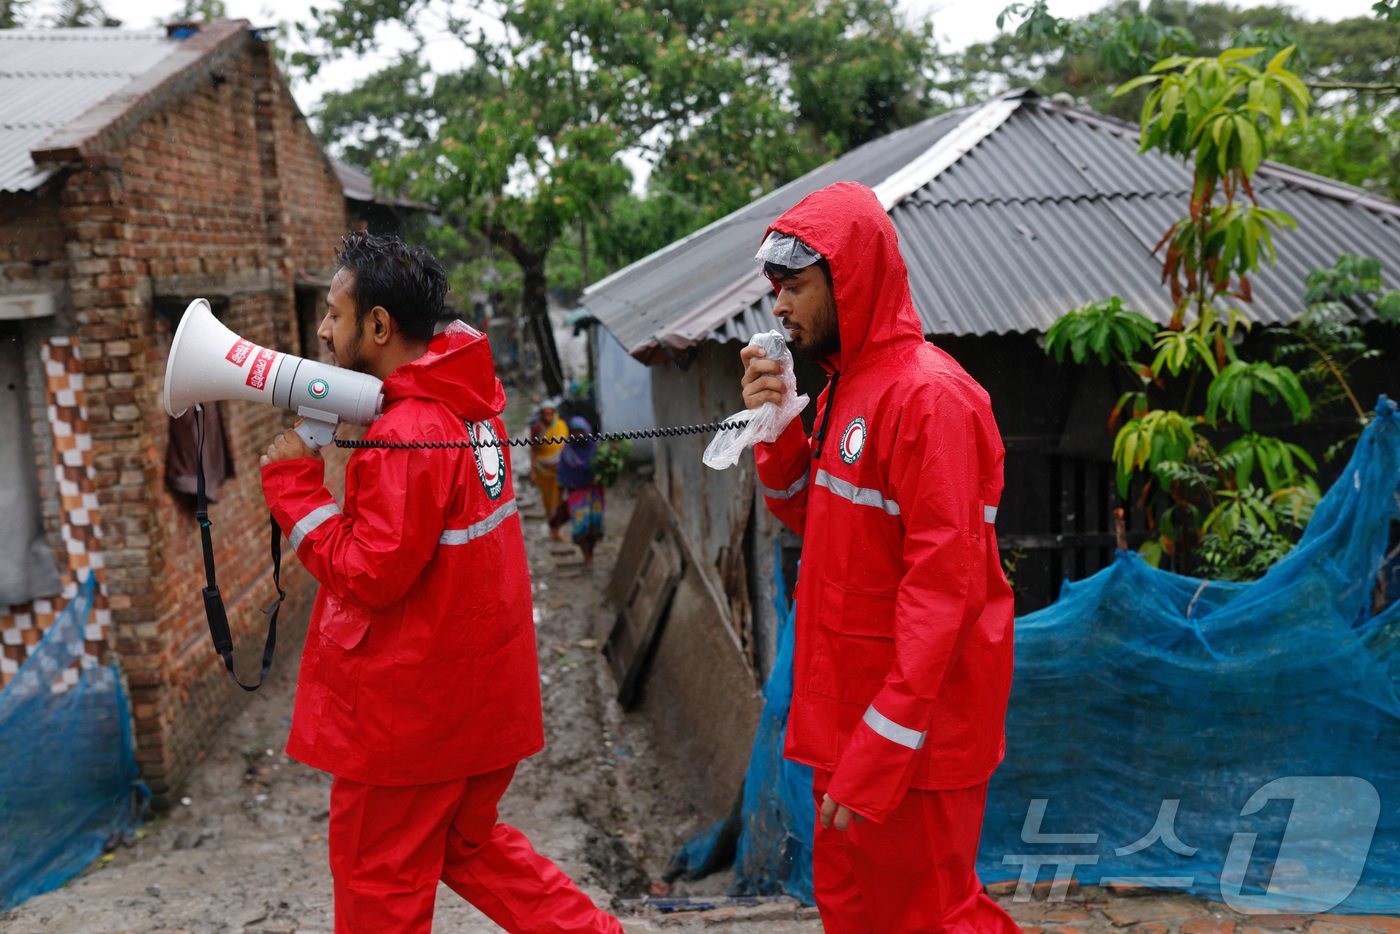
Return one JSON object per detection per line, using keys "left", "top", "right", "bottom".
{"left": 194, "top": 407, "right": 283, "bottom": 692}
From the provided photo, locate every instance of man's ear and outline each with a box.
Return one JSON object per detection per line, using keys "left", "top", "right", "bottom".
{"left": 368, "top": 306, "right": 394, "bottom": 346}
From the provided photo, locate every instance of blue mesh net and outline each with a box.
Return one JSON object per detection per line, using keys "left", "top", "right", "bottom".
{"left": 980, "top": 396, "right": 1400, "bottom": 914}
{"left": 0, "top": 574, "right": 146, "bottom": 910}
{"left": 677, "top": 396, "right": 1400, "bottom": 915}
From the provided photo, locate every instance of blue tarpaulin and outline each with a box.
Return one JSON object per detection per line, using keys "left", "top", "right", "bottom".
{"left": 0, "top": 574, "right": 146, "bottom": 910}
{"left": 679, "top": 396, "right": 1400, "bottom": 914}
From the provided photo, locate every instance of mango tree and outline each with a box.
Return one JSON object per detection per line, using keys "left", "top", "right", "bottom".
{"left": 1045, "top": 46, "right": 1320, "bottom": 578}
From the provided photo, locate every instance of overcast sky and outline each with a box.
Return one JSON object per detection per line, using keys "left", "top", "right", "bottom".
{"left": 51, "top": 0, "right": 1386, "bottom": 114}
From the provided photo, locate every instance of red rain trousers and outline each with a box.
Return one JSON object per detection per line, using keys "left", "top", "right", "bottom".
{"left": 329, "top": 764, "right": 621, "bottom": 933}
{"left": 812, "top": 769, "right": 1021, "bottom": 933}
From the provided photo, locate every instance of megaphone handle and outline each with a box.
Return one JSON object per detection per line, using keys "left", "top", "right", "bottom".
{"left": 294, "top": 412, "right": 338, "bottom": 450}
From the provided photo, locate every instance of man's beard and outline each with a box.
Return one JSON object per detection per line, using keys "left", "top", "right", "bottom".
{"left": 795, "top": 303, "right": 840, "bottom": 362}
{"left": 797, "top": 328, "right": 840, "bottom": 362}
{"left": 331, "top": 319, "right": 369, "bottom": 372}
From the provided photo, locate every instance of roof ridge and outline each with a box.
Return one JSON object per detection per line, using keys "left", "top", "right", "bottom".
{"left": 872, "top": 91, "right": 1025, "bottom": 210}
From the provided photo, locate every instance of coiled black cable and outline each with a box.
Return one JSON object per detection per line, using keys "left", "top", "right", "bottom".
{"left": 333, "top": 417, "right": 756, "bottom": 449}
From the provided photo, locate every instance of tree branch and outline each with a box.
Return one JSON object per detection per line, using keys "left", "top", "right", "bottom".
{"left": 1295, "top": 328, "right": 1365, "bottom": 420}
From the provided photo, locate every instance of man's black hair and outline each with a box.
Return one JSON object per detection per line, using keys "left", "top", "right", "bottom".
{"left": 763, "top": 258, "right": 833, "bottom": 292}
{"left": 336, "top": 231, "right": 448, "bottom": 343}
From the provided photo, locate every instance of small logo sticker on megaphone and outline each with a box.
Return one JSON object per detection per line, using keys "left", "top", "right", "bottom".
{"left": 245, "top": 348, "right": 277, "bottom": 390}
{"left": 308, "top": 378, "right": 330, "bottom": 400}
{"left": 226, "top": 338, "right": 254, "bottom": 367}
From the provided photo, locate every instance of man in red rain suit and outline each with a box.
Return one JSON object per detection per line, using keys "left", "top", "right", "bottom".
{"left": 740, "top": 183, "right": 1021, "bottom": 933}
{"left": 260, "top": 232, "right": 622, "bottom": 934}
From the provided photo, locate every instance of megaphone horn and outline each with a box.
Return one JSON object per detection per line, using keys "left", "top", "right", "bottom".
{"left": 163, "top": 298, "right": 384, "bottom": 449}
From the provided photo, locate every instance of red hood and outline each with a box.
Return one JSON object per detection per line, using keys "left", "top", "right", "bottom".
{"left": 380, "top": 320, "right": 505, "bottom": 421}
{"left": 765, "top": 182, "right": 924, "bottom": 372}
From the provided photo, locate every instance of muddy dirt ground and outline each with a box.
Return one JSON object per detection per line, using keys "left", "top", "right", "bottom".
{"left": 2, "top": 460, "right": 1393, "bottom": 933}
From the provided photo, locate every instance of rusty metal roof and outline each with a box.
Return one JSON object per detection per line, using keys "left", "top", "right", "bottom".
{"left": 583, "top": 90, "right": 1400, "bottom": 364}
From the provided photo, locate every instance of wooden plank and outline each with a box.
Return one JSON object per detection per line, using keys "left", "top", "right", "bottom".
{"left": 606, "top": 483, "right": 669, "bottom": 608}
{"left": 605, "top": 524, "right": 683, "bottom": 709}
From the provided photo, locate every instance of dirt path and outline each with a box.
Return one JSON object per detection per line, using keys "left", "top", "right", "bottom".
{"left": 1, "top": 464, "right": 1392, "bottom": 933}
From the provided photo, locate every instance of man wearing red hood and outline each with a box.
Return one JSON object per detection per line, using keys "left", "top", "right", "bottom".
{"left": 740, "top": 183, "right": 1020, "bottom": 932}
{"left": 260, "top": 232, "right": 621, "bottom": 933}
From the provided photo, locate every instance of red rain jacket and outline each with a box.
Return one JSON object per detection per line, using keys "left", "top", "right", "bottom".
{"left": 755, "top": 183, "right": 1015, "bottom": 822}
{"left": 261, "top": 323, "right": 544, "bottom": 786}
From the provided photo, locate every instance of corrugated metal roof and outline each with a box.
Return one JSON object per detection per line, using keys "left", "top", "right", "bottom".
{"left": 581, "top": 105, "right": 973, "bottom": 363}
{"left": 333, "top": 159, "right": 432, "bottom": 211}
{"left": 0, "top": 28, "right": 183, "bottom": 193}
{"left": 333, "top": 160, "right": 379, "bottom": 204}
{"left": 585, "top": 90, "right": 1400, "bottom": 363}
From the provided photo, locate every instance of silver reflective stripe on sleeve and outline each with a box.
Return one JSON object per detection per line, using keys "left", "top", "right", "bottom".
{"left": 439, "top": 499, "right": 519, "bottom": 545}
{"left": 290, "top": 503, "right": 342, "bottom": 551}
{"left": 815, "top": 469, "right": 900, "bottom": 516}
{"left": 984, "top": 504, "right": 998, "bottom": 524}
{"left": 761, "top": 471, "right": 809, "bottom": 501}
{"left": 863, "top": 705, "right": 926, "bottom": 750}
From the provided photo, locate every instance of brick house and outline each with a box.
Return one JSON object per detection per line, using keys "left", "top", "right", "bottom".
{"left": 0, "top": 20, "right": 364, "bottom": 805}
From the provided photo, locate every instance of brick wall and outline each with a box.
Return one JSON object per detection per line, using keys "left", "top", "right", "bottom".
{"left": 0, "top": 189, "right": 69, "bottom": 559}
{"left": 0, "top": 190, "right": 116, "bottom": 688}
{"left": 0, "top": 27, "right": 352, "bottom": 806}
{"left": 260, "top": 60, "right": 353, "bottom": 276}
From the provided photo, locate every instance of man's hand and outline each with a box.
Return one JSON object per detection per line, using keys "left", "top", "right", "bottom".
{"left": 819, "top": 793, "right": 865, "bottom": 832}
{"left": 740, "top": 344, "right": 787, "bottom": 410}
{"left": 261, "top": 428, "right": 320, "bottom": 467}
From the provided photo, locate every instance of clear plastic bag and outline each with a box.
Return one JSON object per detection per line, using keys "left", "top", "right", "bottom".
{"left": 703, "top": 330, "right": 809, "bottom": 470}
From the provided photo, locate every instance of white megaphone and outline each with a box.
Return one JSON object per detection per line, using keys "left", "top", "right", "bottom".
{"left": 163, "top": 298, "right": 383, "bottom": 449}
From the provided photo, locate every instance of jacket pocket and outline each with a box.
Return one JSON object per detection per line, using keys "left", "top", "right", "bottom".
{"left": 832, "top": 631, "right": 895, "bottom": 703}
{"left": 321, "top": 593, "right": 371, "bottom": 650}
{"left": 832, "top": 586, "right": 897, "bottom": 638}
{"left": 799, "top": 604, "right": 840, "bottom": 700}
{"left": 316, "top": 594, "right": 370, "bottom": 711}
{"left": 805, "top": 588, "right": 896, "bottom": 703}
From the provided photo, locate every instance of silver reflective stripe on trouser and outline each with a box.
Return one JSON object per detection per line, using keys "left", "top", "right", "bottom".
{"left": 761, "top": 472, "right": 809, "bottom": 501}
{"left": 863, "top": 705, "right": 927, "bottom": 750}
{"left": 290, "top": 503, "right": 342, "bottom": 551}
{"left": 984, "top": 504, "right": 998, "bottom": 523}
{"left": 439, "top": 499, "right": 519, "bottom": 546}
{"left": 815, "top": 469, "right": 900, "bottom": 516}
